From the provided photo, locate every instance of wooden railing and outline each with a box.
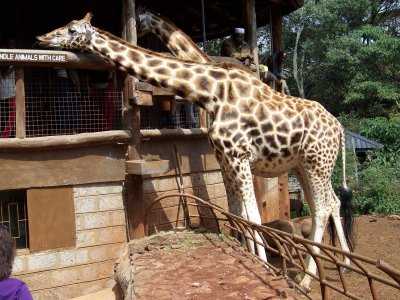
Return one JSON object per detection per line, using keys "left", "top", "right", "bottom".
{"left": 145, "top": 192, "right": 400, "bottom": 300}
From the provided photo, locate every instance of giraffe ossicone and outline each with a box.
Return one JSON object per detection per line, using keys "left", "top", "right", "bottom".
{"left": 37, "top": 12, "right": 355, "bottom": 290}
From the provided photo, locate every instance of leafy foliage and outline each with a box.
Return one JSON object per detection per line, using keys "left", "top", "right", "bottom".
{"left": 277, "top": 0, "right": 400, "bottom": 216}
{"left": 359, "top": 115, "right": 400, "bottom": 150}
{"left": 280, "top": 0, "right": 400, "bottom": 117}
{"left": 354, "top": 151, "right": 400, "bottom": 215}
{"left": 325, "top": 25, "right": 400, "bottom": 116}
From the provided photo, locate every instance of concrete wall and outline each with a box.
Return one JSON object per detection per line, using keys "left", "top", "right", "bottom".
{"left": 13, "top": 182, "right": 127, "bottom": 300}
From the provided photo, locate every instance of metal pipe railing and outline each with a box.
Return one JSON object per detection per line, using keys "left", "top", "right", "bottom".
{"left": 144, "top": 192, "right": 400, "bottom": 300}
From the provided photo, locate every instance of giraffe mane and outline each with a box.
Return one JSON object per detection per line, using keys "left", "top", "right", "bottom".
{"left": 96, "top": 28, "right": 255, "bottom": 76}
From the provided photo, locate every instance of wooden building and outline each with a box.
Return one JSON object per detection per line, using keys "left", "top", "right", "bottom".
{"left": 0, "top": 0, "right": 303, "bottom": 298}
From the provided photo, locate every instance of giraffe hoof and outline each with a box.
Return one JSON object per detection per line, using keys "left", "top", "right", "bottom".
{"left": 298, "top": 277, "right": 312, "bottom": 293}
{"left": 296, "top": 282, "right": 311, "bottom": 294}
{"left": 343, "top": 267, "right": 351, "bottom": 274}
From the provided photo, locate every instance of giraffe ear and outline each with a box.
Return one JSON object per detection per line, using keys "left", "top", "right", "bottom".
{"left": 83, "top": 12, "right": 93, "bottom": 23}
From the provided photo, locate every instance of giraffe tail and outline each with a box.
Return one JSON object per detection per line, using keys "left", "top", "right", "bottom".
{"left": 339, "top": 129, "right": 355, "bottom": 252}
{"left": 328, "top": 129, "right": 355, "bottom": 252}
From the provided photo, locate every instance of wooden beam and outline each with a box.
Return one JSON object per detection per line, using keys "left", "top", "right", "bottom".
{"left": 0, "top": 130, "right": 131, "bottom": 151}
{"left": 140, "top": 128, "right": 208, "bottom": 139}
{"left": 0, "top": 144, "right": 126, "bottom": 190}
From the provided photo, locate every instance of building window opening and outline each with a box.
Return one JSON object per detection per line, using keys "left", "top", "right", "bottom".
{"left": 0, "top": 190, "right": 29, "bottom": 249}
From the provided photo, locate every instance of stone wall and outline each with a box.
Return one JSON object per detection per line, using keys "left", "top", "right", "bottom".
{"left": 13, "top": 182, "right": 127, "bottom": 299}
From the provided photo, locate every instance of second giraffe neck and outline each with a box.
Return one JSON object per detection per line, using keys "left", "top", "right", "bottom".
{"left": 90, "top": 28, "right": 219, "bottom": 115}
{"left": 143, "top": 12, "right": 210, "bottom": 63}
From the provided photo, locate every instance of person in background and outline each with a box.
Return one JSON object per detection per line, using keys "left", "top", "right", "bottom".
{"left": 53, "top": 66, "right": 80, "bottom": 134}
{"left": 263, "top": 51, "right": 291, "bottom": 95}
{"left": 0, "top": 38, "right": 16, "bottom": 138}
{"left": 220, "top": 27, "right": 256, "bottom": 71}
{"left": 89, "top": 70, "right": 116, "bottom": 131}
{"left": 0, "top": 225, "right": 33, "bottom": 299}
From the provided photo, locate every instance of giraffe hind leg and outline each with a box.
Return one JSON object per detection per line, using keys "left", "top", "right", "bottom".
{"left": 298, "top": 173, "right": 332, "bottom": 290}
{"left": 330, "top": 185, "right": 353, "bottom": 267}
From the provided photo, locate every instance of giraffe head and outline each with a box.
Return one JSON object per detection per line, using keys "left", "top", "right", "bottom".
{"left": 136, "top": 7, "right": 152, "bottom": 37}
{"left": 37, "top": 13, "right": 94, "bottom": 51}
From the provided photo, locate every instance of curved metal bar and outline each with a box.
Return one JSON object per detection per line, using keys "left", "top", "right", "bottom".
{"left": 144, "top": 192, "right": 400, "bottom": 299}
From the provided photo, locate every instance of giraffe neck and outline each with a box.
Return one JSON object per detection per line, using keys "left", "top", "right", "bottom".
{"left": 89, "top": 28, "right": 220, "bottom": 114}
{"left": 140, "top": 10, "right": 210, "bottom": 63}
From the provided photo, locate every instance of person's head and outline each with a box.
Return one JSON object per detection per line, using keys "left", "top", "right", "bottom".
{"left": 0, "top": 225, "right": 15, "bottom": 281}
{"left": 233, "top": 27, "right": 245, "bottom": 44}
{"left": 6, "top": 38, "right": 16, "bottom": 49}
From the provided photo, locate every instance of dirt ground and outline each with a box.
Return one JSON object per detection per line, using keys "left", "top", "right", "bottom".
{"left": 306, "top": 215, "right": 400, "bottom": 300}
{"left": 127, "top": 230, "right": 304, "bottom": 299}
{"left": 123, "top": 215, "right": 399, "bottom": 300}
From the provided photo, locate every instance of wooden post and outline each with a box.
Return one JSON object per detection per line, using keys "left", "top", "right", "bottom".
{"left": 278, "top": 173, "right": 290, "bottom": 220}
{"left": 122, "top": 0, "right": 146, "bottom": 240}
{"left": 15, "top": 67, "right": 25, "bottom": 138}
{"left": 244, "top": 0, "right": 268, "bottom": 220}
{"left": 253, "top": 176, "right": 265, "bottom": 222}
{"left": 244, "top": 0, "right": 260, "bottom": 78}
{"left": 270, "top": 3, "right": 282, "bottom": 54}
{"left": 270, "top": 2, "right": 290, "bottom": 220}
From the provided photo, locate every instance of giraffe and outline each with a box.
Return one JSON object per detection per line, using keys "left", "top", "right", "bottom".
{"left": 136, "top": 7, "right": 264, "bottom": 225}
{"left": 37, "top": 13, "right": 355, "bottom": 290}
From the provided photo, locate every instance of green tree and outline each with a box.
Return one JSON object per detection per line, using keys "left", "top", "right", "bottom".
{"left": 281, "top": 0, "right": 371, "bottom": 99}
{"left": 281, "top": 0, "right": 400, "bottom": 117}
{"left": 324, "top": 25, "right": 400, "bottom": 116}
{"left": 280, "top": 0, "right": 400, "bottom": 215}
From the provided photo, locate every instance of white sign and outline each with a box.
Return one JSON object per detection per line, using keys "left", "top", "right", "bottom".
{"left": 0, "top": 52, "right": 67, "bottom": 62}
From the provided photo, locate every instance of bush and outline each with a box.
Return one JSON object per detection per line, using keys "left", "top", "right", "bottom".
{"left": 332, "top": 147, "right": 400, "bottom": 216}
{"left": 353, "top": 151, "right": 400, "bottom": 215}
{"left": 334, "top": 114, "right": 400, "bottom": 216}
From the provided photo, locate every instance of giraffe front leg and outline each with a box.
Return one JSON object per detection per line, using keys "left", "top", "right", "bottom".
{"left": 220, "top": 169, "right": 243, "bottom": 242}
{"left": 222, "top": 156, "right": 267, "bottom": 263}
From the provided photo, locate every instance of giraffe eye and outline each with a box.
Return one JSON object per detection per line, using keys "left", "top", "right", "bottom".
{"left": 68, "top": 28, "right": 77, "bottom": 34}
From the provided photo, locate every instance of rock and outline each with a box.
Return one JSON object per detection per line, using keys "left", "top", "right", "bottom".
{"left": 193, "top": 226, "right": 207, "bottom": 233}
{"left": 145, "top": 244, "right": 155, "bottom": 251}
{"left": 388, "top": 215, "right": 400, "bottom": 220}
{"left": 130, "top": 246, "right": 146, "bottom": 255}
{"left": 189, "top": 223, "right": 201, "bottom": 229}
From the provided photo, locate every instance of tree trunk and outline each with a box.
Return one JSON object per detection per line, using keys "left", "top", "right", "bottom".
{"left": 293, "top": 23, "right": 305, "bottom": 98}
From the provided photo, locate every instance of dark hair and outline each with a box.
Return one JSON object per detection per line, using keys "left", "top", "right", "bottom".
{"left": 0, "top": 226, "right": 15, "bottom": 280}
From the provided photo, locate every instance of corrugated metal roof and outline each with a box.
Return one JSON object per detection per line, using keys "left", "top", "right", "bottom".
{"left": 345, "top": 130, "right": 384, "bottom": 151}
